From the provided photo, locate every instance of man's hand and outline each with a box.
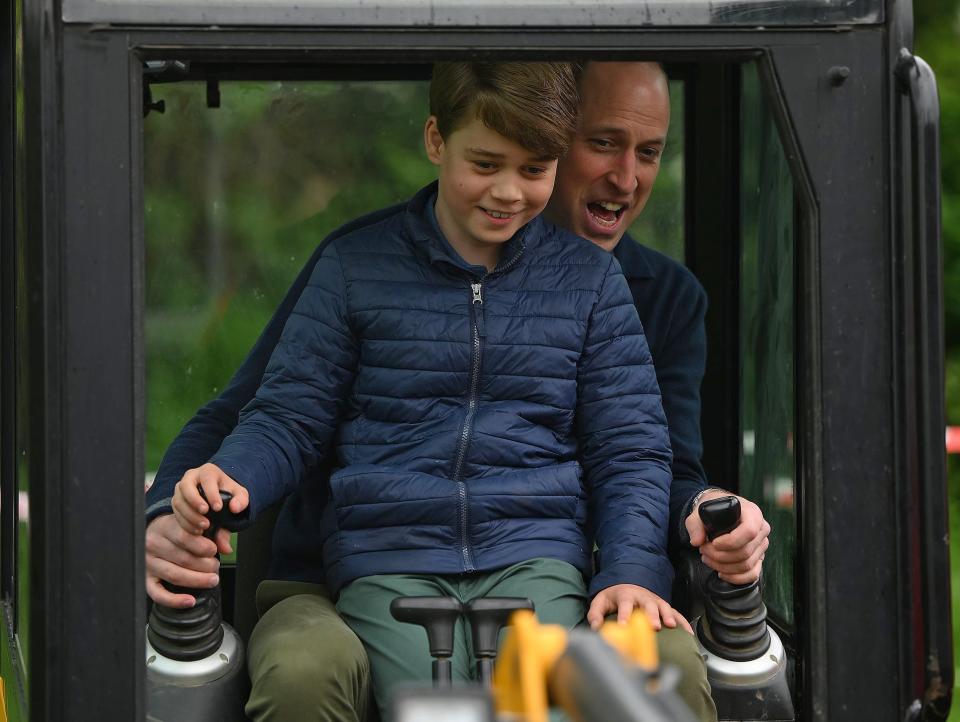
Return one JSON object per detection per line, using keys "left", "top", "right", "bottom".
{"left": 685, "top": 489, "right": 770, "bottom": 585}
{"left": 172, "top": 463, "right": 250, "bottom": 535}
{"left": 586, "top": 584, "right": 693, "bottom": 634}
{"left": 145, "top": 514, "right": 232, "bottom": 608}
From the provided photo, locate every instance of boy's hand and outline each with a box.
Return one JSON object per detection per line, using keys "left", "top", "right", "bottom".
{"left": 587, "top": 584, "right": 693, "bottom": 634}
{"left": 145, "top": 514, "right": 232, "bottom": 608}
{"left": 685, "top": 489, "right": 770, "bottom": 585}
{"left": 172, "top": 463, "right": 250, "bottom": 535}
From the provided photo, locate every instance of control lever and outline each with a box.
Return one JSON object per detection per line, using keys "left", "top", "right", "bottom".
{"left": 696, "top": 495, "right": 794, "bottom": 721}
{"left": 697, "top": 496, "right": 769, "bottom": 660}
{"left": 390, "top": 597, "right": 464, "bottom": 687}
{"left": 146, "top": 490, "right": 252, "bottom": 722}
{"left": 465, "top": 597, "right": 534, "bottom": 685}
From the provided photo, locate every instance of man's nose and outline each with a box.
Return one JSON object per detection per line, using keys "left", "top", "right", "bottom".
{"left": 606, "top": 152, "right": 639, "bottom": 194}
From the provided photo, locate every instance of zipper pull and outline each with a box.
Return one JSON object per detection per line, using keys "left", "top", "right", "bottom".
{"left": 470, "top": 282, "right": 486, "bottom": 337}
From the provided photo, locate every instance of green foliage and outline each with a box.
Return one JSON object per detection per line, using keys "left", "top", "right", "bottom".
{"left": 916, "top": 1, "right": 960, "bottom": 351}
{"left": 144, "top": 80, "right": 436, "bottom": 469}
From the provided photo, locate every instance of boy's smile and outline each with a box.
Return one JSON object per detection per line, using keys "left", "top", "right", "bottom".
{"left": 425, "top": 116, "right": 557, "bottom": 271}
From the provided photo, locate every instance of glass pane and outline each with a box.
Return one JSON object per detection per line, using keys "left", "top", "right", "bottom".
{"left": 64, "top": 0, "right": 882, "bottom": 27}
{"left": 143, "top": 79, "right": 434, "bottom": 474}
{"left": 738, "top": 62, "right": 796, "bottom": 629}
{"left": 627, "top": 78, "right": 684, "bottom": 263}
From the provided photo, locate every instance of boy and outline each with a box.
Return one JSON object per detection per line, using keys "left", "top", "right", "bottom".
{"left": 171, "top": 62, "right": 676, "bottom": 717}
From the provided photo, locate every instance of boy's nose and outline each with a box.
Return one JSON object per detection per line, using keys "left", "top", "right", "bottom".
{"left": 490, "top": 177, "right": 523, "bottom": 203}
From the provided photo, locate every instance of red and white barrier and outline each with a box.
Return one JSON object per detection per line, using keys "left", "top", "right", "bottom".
{"left": 948, "top": 426, "right": 960, "bottom": 455}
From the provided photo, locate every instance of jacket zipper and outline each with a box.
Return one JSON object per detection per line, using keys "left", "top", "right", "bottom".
{"left": 452, "top": 281, "right": 484, "bottom": 572}
{"left": 449, "top": 242, "right": 524, "bottom": 572}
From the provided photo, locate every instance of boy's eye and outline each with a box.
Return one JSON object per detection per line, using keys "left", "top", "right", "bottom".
{"left": 523, "top": 166, "right": 549, "bottom": 176}
{"left": 472, "top": 160, "right": 497, "bottom": 171}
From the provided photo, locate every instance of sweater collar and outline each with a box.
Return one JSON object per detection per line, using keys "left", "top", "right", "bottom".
{"left": 403, "top": 181, "right": 535, "bottom": 278}
{"left": 613, "top": 233, "right": 656, "bottom": 280}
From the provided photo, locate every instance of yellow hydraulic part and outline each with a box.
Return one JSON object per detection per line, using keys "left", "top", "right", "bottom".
{"left": 492, "top": 610, "right": 658, "bottom": 722}
{"left": 598, "top": 612, "right": 659, "bottom": 672}
{"left": 0, "top": 676, "right": 8, "bottom": 722}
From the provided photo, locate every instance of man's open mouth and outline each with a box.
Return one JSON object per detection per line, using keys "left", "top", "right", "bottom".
{"left": 587, "top": 201, "right": 625, "bottom": 228}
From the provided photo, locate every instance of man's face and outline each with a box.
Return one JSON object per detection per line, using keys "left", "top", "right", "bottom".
{"left": 426, "top": 115, "right": 557, "bottom": 267}
{"left": 546, "top": 62, "right": 671, "bottom": 252}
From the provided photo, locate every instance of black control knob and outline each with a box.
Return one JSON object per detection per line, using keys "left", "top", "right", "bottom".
{"left": 390, "top": 597, "right": 464, "bottom": 687}
{"left": 699, "top": 495, "right": 741, "bottom": 540}
{"left": 465, "top": 597, "right": 534, "bottom": 684}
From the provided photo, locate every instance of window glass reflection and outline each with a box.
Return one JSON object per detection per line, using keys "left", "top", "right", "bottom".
{"left": 144, "top": 80, "right": 435, "bottom": 474}
{"left": 628, "top": 79, "right": 684, "bottom": 263}
{"left": 739, "top": 62, "right": 797, "bottom": 628}
{"left": 143, "top": 75, "right": 686, "bottom": 478}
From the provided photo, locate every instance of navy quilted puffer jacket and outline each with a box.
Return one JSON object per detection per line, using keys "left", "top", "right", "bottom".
{"left": 211, "top": 183, "right": 674, "bottom": 598}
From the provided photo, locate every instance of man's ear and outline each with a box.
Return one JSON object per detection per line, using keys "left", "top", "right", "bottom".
{"left": 424, "top": 116, "right": 444, "bottom": 165}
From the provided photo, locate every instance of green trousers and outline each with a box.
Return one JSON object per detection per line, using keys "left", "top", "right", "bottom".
{"left": 336, "top": 558, "right": 587, "bottom": 720}
{"left": 245, "top": 574, "right": 717, "bottom": 722}
{"left": 245, "top": 581, "right": 371, "bottom": 722}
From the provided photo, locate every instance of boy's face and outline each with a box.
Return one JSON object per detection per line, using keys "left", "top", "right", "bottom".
{"left": 425, "top": 116, "right": 557, "bottom": 268}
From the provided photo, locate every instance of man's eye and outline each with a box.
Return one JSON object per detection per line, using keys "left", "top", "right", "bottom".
{"left": 589, "top": 138, "right": 614, "bottom": 150}
{"left": 640, "top": 147, "right": 662, "bottom": 161}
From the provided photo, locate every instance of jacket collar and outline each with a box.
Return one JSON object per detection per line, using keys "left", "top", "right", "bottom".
{"left": 613, "top": 233, "right": 656, "bottom": 280}
{"left": 403, "top": 181, "right": 535, "bottom": 278}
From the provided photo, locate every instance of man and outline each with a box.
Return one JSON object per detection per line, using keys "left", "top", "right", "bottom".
{"left": 145, "top": 61, "right": 769, "bottom": 722}
{"left": 546, "top": 62, "right": 769, "bottom": 587}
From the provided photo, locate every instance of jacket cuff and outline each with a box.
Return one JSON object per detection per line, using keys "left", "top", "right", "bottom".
{"left": 678, "top": 486, "right": 727, "bottom": 546}
{"left": 588, "top": 558, "right": 675, "bottom": 602}
{"left": 145, "top": 497, "right": 174, "bottom": 525}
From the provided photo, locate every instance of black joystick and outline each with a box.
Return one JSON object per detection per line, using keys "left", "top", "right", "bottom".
{"left": 695, "top": 497, "right": 795, "bottom": 720}
{"left": 146, "top": 489, "right": 252, "bottom": 722}
{"left": 697, "top": 496, "right": 770, "bottom": 661}
{"left": 147, "top": 490, "right": 248, "bottom": 661}
{"left": 390, "top": 597, "right": 464, "bottom": 687}
{"left": 465, "top": 597, "right": 534, "bottom": 685}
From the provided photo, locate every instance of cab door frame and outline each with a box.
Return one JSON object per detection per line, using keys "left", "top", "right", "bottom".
{"left": 11, "top": 3, "right": 948, "bottom": 720}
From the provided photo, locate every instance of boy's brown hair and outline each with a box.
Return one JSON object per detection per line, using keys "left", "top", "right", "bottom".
{"left": 429, "top": 62, "right": 579, "bottom": 159}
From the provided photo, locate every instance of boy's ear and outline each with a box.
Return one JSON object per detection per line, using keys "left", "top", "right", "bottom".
{"left": 424, "top": 116, "right": 445, "bottom": 165}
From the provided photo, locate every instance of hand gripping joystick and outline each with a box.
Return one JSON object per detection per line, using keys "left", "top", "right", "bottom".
{"left": 465, "top": 597, "right": 534, "bottom": 685}
{"left": 695, "top": 495, "right": 794, "bottom": 721}
{"left": 697, "top": 496, "right": 770, "bottom": 661}
{"left": 390, "top": 597, "right": 464, "bottom": 687}
{"left": 146, "top": 491, "right": 251, "bottom": 722}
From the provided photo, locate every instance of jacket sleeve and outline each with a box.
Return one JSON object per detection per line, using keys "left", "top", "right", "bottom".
{"left": 654, "top": 277, "right": 710, "bottom": 554}
{"left": 207, "top": 243, "right": 359, "bottom": 519}
{"left": 145, "top": 242, "right": 327, "bottom": 523}
{"left": 144, "top": 206, "right": 400, "bottom": 523}
{"left": 578, "top": 255, "right": 675, "bottom": 600}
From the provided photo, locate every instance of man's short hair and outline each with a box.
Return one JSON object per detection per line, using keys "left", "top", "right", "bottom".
{"left": 429, "top": 62, "right": 579, "bottom": 159}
